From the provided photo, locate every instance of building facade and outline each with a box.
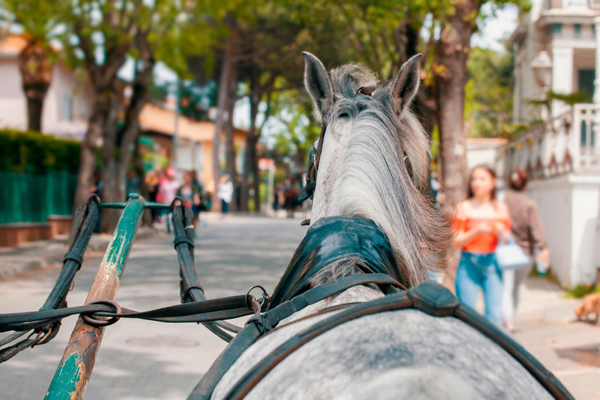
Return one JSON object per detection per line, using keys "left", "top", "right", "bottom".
{"left": 0, "top": 35, "right": 92, "bottom": 138}
{"left": 504, "top": 0, "right": 600, "bottom": 286}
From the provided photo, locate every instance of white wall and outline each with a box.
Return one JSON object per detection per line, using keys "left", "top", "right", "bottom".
{"left": 570, "top": 176, "right": 600, "bottom": 284}
{"left": 466, "top": 140, "right": 507, "bottom": 170}
{"left": 0, "top": 59, "right": 27, "bottom": 129}
{"left": 526, "top": 174, "right": 600, "bottom": 286}
{"left": 527, "top": 176, "right": 574, "bottom": 285}
{"left": 0, "top": 59, "right": 91, "bottom": 136}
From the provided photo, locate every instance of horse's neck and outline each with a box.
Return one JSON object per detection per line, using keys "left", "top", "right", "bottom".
{"left": 278, "top": 285, "right": 384, "bottom": 327}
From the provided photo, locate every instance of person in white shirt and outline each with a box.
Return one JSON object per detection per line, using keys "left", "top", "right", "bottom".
{"left": 218, "top": 175, "right": 233, "bottom": 214}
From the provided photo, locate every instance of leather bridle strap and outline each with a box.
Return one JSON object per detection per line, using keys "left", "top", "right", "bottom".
{"left": 310, "top": 122, "right": 327, "bottom": 182}
{"left": 186, "top": 273, "right": 403, "bottom": 400}
{"left": 299, "top": 122, "right": 327, "bottom": 206}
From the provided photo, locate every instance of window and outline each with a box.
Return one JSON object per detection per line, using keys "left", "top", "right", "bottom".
{"left": 62, "top": 94, "right": 73, "bottom": 121}
{"left": 574, "top": 24, "right": 581, "bottom": 36}
{"left": 552, "top": 24, "right": 562, "bottom": 34}
{"left": 578, "top": 69, "right": 595, "bottom": 101}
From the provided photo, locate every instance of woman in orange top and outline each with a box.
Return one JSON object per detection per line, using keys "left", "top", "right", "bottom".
{"left": 453, "top": 165, "right": 510, "bottom": 324}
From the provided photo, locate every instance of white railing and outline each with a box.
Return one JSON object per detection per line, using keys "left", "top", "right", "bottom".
{"left": 496, "top": 104, "right": 600, "bottom": 180}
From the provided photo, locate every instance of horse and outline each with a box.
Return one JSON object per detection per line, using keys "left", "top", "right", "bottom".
{"left": 193, "top": 53, "right": 570, "bottom": 400}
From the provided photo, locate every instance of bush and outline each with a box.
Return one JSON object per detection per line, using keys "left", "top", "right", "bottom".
{"left": 0, "top": 129, "right": 80, "bottom": 175}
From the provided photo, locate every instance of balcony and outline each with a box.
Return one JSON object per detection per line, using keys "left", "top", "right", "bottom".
{"left": 496, "top": 104, "right": 600, "bottom": 179}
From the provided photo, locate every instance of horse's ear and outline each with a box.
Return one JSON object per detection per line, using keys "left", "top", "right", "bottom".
{"left": 302, "top": 51, "right": 333, "bottom": 122}
{"left": 392, "top": 54, "right": 422, "bottom": 114}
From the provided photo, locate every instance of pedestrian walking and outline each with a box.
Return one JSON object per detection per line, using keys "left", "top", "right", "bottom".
{"left": 218, "top": 175, "right": 233, "bottom": 215}
{"left": 502, "top": 169, "right": 549, "bottom": 332}
{"left": 452, "top": 165, "right": 511, "bottom": 324}
{"left": 145, "top": 170, "right": 160, "bottom": 223}
{"left": 158, "top": 168, "right": 180, "bottom": 232}
{"left": 191, "top": 170, "right": 208, "bottom": 226}
{"left": 177, "top": 171, "right": 202, "bottom": 230}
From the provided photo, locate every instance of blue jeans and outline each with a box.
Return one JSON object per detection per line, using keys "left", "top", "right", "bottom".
{"left": 221, "top": 199, "right": 229, "bottom": 214}
{"left": 455, "top": 252, "right": 503, "bottom": 325}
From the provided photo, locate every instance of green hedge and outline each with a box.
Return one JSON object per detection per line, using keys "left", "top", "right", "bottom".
{"left": 0, "top": 129, "right": 80, "bottom": 174}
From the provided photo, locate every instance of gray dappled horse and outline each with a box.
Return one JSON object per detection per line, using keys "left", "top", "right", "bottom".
{"left": 206, "top": 53, "right": 570, "bottom": 400}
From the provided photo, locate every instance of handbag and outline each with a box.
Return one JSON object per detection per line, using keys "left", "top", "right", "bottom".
{"left": 495, "top": 236, "right": 531, "bottom": 270}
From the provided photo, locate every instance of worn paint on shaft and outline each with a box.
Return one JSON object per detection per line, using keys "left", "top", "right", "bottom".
{"left": 45, "top": 198, "right": 145, "bottom": 400}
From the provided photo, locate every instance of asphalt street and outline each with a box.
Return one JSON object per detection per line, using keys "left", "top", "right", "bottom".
{"left": 0, "top": 216, "right": 307, "bottom": 400}
{"left": 0, "top": 215, "right": 598, "bottom": 399}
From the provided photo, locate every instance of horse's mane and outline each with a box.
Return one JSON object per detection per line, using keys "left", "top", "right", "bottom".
{"left": 310, "top": 64, "right": 452, "bottom": 287}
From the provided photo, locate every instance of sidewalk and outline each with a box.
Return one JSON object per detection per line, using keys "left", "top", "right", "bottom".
{"left": 0, "top": 226, "right": 160, "bottom": 279}
{"left": 514, "top": 277, "right": 600, "bottom": 400}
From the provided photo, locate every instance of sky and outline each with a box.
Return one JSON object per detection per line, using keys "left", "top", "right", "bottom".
{"left": 472, "top": 4, "right": 519, "bottom": 52}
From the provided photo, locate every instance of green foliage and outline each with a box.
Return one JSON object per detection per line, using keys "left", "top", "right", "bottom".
{"left": 0, "top": 129, "right": 80, "bottom": 174}
{"left": 270, "top": 89, "right": 320, "bottom": 169}
{"left": 430, "top": 125, "right": 440, "bottom": 171}
{"left": 528, "top": 90, "right": 592, "bottom": 109}
{"left": 564, "top": 283, "right": 600, "bottom": 299}
{"left": 465, "top": 45, "right": 515, "bottom": 138}
{"left": 0, "top": 0, "right": 68, "bottom": 59}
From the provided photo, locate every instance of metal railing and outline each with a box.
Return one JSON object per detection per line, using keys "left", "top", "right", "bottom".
{"left": 496, "top": 104, "right": 600, "bottom": 179}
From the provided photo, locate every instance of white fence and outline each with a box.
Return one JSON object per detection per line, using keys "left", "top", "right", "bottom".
{"left": 496, "top": 104, "right": 600, "bottom": 180}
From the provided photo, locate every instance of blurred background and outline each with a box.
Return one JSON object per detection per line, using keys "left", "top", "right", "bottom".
{"left": 1, "top": 0, "right": 600, "bottom": 398}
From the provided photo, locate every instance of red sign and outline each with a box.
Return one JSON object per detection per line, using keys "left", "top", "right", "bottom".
{"left": 258, "top": 158, "right": 275, "bottom": 170}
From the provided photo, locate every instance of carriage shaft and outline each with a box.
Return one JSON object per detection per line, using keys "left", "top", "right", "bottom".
{"left": 45, "top": 198, "right": 145, "bottom": 400}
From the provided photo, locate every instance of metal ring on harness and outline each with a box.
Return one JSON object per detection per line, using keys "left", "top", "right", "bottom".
{"left": 82, "top": 300, "right": 122, "bottom": 327}
{"left": 246, "top": 285, "right": 271, "bottom": 307}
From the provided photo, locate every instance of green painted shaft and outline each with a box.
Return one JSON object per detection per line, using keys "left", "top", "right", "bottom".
{"left": 45, "top": 198, "right": 145, "bottom": 400}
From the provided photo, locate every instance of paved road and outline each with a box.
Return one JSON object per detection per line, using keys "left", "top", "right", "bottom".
{"left": 1, "top": 215, "right": 599, "bottom": 399}
{"left": 512, "top": 278, "right": 600, "bottom": 400}
{"left": 0, "top": 216, "right": 307, "bottom": 400}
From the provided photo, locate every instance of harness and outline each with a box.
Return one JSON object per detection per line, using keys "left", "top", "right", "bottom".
{"left": 268, "top": 216, "right": 407, "bottom": 309}
{"left": 187, "top": 216, "right": 574, "bottom": 400}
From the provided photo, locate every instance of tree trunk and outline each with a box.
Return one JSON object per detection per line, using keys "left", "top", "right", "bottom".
{"left": 253, "top": 147, "right": 261, "bottom": 213}
{"left": 212, "top": 20, "right": 239, "bottom": 211}
{"left": 242, "top": 96, "right": 260, "bottom": 212}
{"left": 133, "top": 137, "right": 153, "bottom": 226}
{"left": 434, "top": 5, "right": 478, "bottom": 209}
{"left": 99, "top": 82, "right": 125, "bottom": 232}
{"left": 100, "top": 35, "right": 155, "bottom": 232}
{"left": 74, "top": 92, "right": 112, "bottom": 209}
{"left": 72, "top": 14, "right": 131, "bottom": 214}
{"left": 225, "top": 97, "right": 237, "bottom": 211}
{"left": 18, "top": 40, "right": 53, "bottom": 132}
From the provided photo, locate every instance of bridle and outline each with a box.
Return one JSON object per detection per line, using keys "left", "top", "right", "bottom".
{"left": 297, "top": 122, "right": 326, "bottom": 207}
{"left": 298, "top": 86, "right": 415, "bottom": 222}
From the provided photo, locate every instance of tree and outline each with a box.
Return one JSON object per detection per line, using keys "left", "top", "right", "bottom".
{"left": 0, "top": 0, "right": 66, "bottom": 131}
{"left": 67, "top": 0, "right": 137, "bottom": 211}
{"left": 68, "top": 0, "right": 181, "bottom": 231}
{"left": 433, "top": 2, "right": 528, "bottom": 207}
{"left": 465, "top": 45, "right": 515, "bottom": 138}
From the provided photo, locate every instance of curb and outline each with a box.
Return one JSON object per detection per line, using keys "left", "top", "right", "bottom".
{"left": 0, "top": 226, "right": 161, "bottom": 280}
